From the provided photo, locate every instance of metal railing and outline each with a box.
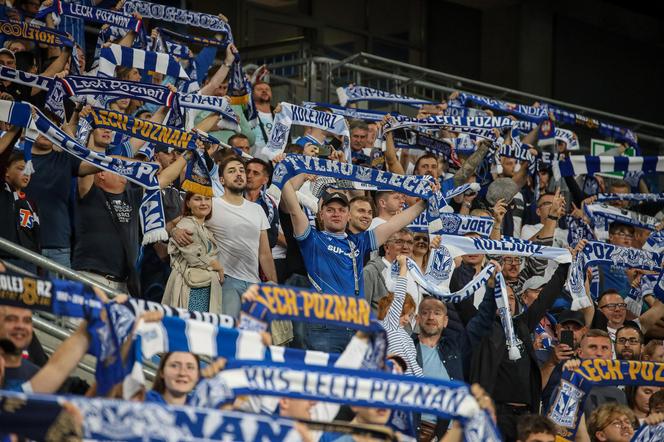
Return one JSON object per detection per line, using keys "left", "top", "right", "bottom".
{"left": 0, "top": 237, "right": 156, "bottom": 382}
{"left": 241, "top": 43, "right": 664, "bottom": 149}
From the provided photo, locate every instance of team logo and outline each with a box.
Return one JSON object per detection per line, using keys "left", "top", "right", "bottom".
{"left": 426, "top": 246, "right": 453, "bottom": 284}
{"left": 269, "top": 122, "right": 290, "bottom": 148}
{"left": 548, "top": 380, "right": 584, "bottom": 428}
{"left": 356, "top": 166, "right": 372, "bottom": 182}
{"left": 272, "top": 162, "right": 288, "bottom": 185}
{"left": 441, "top": 214, "right": 462, "bottom": 234}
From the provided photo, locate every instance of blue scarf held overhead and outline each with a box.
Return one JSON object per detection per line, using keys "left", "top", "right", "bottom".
{"left": 552, "top": 155, "right": 664, "bottom": 179}
{"left": 271, "top": 154, "right": 445, "bottom": 233}
{"left": 302, "top": 101, "right": 390, "bottom": 122}
{"left": 383, "top": 114, "right": 515, "bottom": 142}
{"left": 259, "top": 102, "right": 351, "bottom": 161}
{"left": 596, "top": 193, "right": 664, "bottom": 203}
{"left": 584, "top": 203, "right": 658, "bottom": 231}
{"left": 408, "top": 212, "right": 494, "bottom": 236}
{"left": 123, "top": 0, "right": 232, "bottom": 32}
{"left": 36, "top": 0, "right": 143, "bottom": 34}
{"left": 450, "top": 92, "right": 550, "bottom": 124}
{"left": 336, "top": 84, "right": 434, "bottom": 108}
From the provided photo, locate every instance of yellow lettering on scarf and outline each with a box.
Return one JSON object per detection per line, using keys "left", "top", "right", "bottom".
{"left": 132, "top": 119, "right": 144, "bottom": 137}
{"left": 334, "top": 295, "right": 348, "bottom": 322}
{"left": 313, "top": 295, "right": 324, "bottom": 319}
{"left": 285, "top": 289, "right": 298, "bottom": 316}
{"left": 579, "top": 360, "right": 601, "bottom": 382}
{"left": 605, "top": 360, "right": 623, "bottom": 381}
{"left": 140, "top": 120, "right": 152, "bottom": 138}
{"left": 629, "top": 361, "right": 641, "bottom": 380}
{"left": 324, "top": 296, "right": 335, "bottom": 321}
{"left": 655, "top": 363, "right": 664, "bottom": 382}
{"left": 302, "top": 292, "right": 314, "bottom": 318}
{"left": 179, "top": 132, "right": 193, "bottom": 149}
{"left": 358, "top": 298, "right": 370, "bottom": 326}
{"left": 346, "top": 297, "right": 358, "bottom": 324}
{"left": 642, "top": 363, "right": 654, "bottom": 382}
{"left": 20, "top": 277, "right": 38, "bottom": 306}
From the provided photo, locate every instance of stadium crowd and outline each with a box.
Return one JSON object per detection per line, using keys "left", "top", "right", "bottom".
{"left": 0, "top": 1, "right": 664, "bottom": 441}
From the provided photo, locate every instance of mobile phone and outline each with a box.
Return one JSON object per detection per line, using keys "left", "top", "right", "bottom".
{"left": 560, "top": 330, "right": 574, "bottom": 348}
{"left": 329, "top": 137, "right": 343, "bottom": 150}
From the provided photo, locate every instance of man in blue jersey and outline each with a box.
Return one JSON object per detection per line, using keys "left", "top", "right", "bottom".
{"left": 279, "top": 166, "right": 432, "bottom": 353}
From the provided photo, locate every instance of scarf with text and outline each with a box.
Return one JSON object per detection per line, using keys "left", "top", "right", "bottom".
{"left": 408, "top": 212, "right": 494, "bottom": 236}
{"left": 272, "top": 154, "right": 445, "bottom": 232}
{"left": 123, "top": 0, "right": 231, "bottom": 32}
{"left": 0, "top": 391, "right": 302, "bottom": 442}
{"left": 0, "top": 100, "right": 168, "bottom": 244}
{"left": 260, "top": 102, "right": 350, "bottom": 161}
{"left": 302, "top": 101, "right": 390, "bottom": 122}
{"left": 552, "top": 155, "right": 664, "bottom": 180}
{"left": 437, "top": 235, "right": 572, "bottom": 263}
{"left": 567, "top": 241, "right": 663, "bottom": 310}
{"left": 193, "top": 361, "right": 502, "bottom": 442}
{"left": 547, "top": 359, "right": 664, "bottom": 441}
{"left": 541, "top": 102, "right": 638, "bottom": 147}
{"left": 149, "top": 32, "right": 191, "bottom": 59}
{"left": 0, "top": 19, "right": 73, "bottom": 48}
{"left": 98, "top": 44, "right": 189, "bottom": 80}
{"left": 155, "top": 26, "right": 228, "bottom": 49}
{"left": 336, "top": 84, "right": 433, "bottom": 108}
{"left": 36, "top": 0, "right": 143, "bottom": 34}
{"left": 451, "top": 92, "right": 550, "bottom": 123}
{"left": 392, "top": 129, "right": 461, "bottom": 167}
{"left": 383, "top": 114, "right": 515, "bottom": 142}
{"left": 240, "top": 283, "right": 387, "bottom": 370}
{"left": 0, "top": 270, "right": 102, "bottom": 319}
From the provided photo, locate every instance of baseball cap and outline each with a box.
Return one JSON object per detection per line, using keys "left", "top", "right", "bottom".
{"left": 321, "top": 191, "right": 349, "bottom": 207}
{"left": 519, "top": 275, "right": 548, "bottom": 295}
{"left": 556, "top": 310, "right": 585, "bottom": 327}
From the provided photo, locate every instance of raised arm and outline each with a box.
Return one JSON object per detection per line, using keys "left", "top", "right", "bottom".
{"left": 198, "top": 44, "right": 236, "bottom": 96}
{"left": 373, "top": 199, "right": 427, "bottom": 246}
{"left": 383, "top": 256, "right": 408, "bottom": 330}
{"left": 27, "top": 320, "right": 90, "bottom": 394}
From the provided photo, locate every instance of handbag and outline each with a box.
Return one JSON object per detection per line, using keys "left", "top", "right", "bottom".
{"left": 183, "top": 267, "right": 212, "bottom": 288}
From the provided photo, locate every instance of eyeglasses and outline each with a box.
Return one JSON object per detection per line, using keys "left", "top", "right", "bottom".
{"left": 413, "top": 236, "right": 429, "bottom": 243}
{"left": 599, "top": 303, "right": 627, "bottom": 311}
{"left": 502, "top": 257, "right": 522, "bottom": 265}
{"left": 616, "top": 337, "right": 641, "bottom": 346}
{"left": 612, "top": 232, "right": 634, "bottom": 239}
{"left": 392, "top": 239, "right": 414, "bottom": 246}
{"left": 602, "top": 417, "right": 634, "bottom": 431}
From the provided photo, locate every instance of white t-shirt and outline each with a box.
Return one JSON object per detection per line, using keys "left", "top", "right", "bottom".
{"left": 369, "top": 216, "right": 387, "bottom": 230}
{"left": 206, "top": 197, "right": 269, "bottom": 283}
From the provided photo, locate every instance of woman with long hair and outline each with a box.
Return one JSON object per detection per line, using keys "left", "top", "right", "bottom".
{"left": 145, "top": 352, "right": 201, "bottom": 405}
{"left": 162, "top": 192, "right": 223, "bottom": 313}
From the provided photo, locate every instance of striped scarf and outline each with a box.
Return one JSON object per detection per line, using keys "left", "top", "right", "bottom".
{"left": 552, "top": 155, "right": 664, "bottom": 179}
{"left": 383, "top": 114, "right": 515, "bottom": 142}
{"left": 98, "top": 44, "right": 189, "bottom": 80}
{"left": 336, "top": 84, "right": 433, "bottom": 108}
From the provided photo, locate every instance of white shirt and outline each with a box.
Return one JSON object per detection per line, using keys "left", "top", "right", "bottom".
{"left": 369, "top": 216, "right": 387, "bottom": 230}
{"left": 206, "top": 197, "right": 269, "bottom": 283}
{"left": 251, "top": 111, "right": 274, "bottom": 154}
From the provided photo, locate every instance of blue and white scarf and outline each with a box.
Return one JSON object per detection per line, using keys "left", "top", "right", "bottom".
{"left": 148, "top": 32, "right": 191, "bottom": 59}
{"left": 495, "top": 271, "right": 522, "bottom": 361}
{"left": 408, "top": 212, "right": 494, "bottom": 236}
{"left": 597, "top": 193, "right": 664, "bottom": 203}
{"left": 336, "top": 84, "right": 433, "bottom": 108}
{"left": 125, "top": 315, "right": 343, "bottom": 398}
{"left": 0, "top": 391, "right": 303, "bottom": 442}
{"left": 383, "top": 114, "right": 515, "bottom": 142}
{"left": 302, "top": 101, "right": 389, "bottom": 122}
{"left": 123, "top": 0, "right": 232, "bottom": 32}
{"left": 541, "top": 103, "right": 638, "bottom": 147}
{"left": 0, "top": 19, "right": 74, "bottom": 48}
{"left": 259, "top": 103, "right": 350, "bottom": 161}
{"left": 437, "top": 235, "right": 572, "bottom": 263}
{"left": 392, "top": 129, "right": 461, "bottom": 167}
{"left": 194, "top": 361, "right": 502, "bottom": 442}
{"left": 451, "top": 92, "right": 549, "bottom": 123}
{"left": 547, "top": 359, "right": 664, "bottom": 441}
{"left": 0, "top": 65, "right": 52, "bottom": 92}
{"left": 444, "top": 182, "right": 481, "bottom": 200}
{"left": 444, "top": 105, "right": 490, "bottom": 119}
{"left": 272, "top": 154, "right": 445, "bottom": 232}
{"left": 633, "top": 422, "right": 664, "bottom": 442}
{"left": 36, "top": 0, "right": 143, "bottom": 34}
{"left": 0, "top": 100, "right": 167, "bottom": 244}
{"left": 584, "top": 203, "right": 658, "bottom": 231}
{"left": 553, "top": 155, "right": 664, "bottom": 179}
{"left": 98, "top": 44, "right": 189, "bottom": 80}
{"left": 155, "top": 26, "right": 228, "bottom": 49}
{"left": 626, "top": 274, "right": 658, "bottom": 317}
{"left": 567, "top": 241, "right": 663, "bottom": 309}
